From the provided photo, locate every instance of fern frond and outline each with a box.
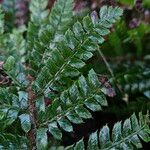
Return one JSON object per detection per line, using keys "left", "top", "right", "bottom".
{"left": 28, "top": 0, "right": 74, "bottom": 72}
{"left": 67, "top": 112, "right": 150, "bottom": 150}
{"left": 2, "top": 60, "right": 29, "bottom": 87}
{"left": 26, "top": 22, "right": 39, "bottom": 52}
{"left": 37, "top": 69, "right": 108, "bottom": 140}
{"left": 0, "top": 24, "right": 26, "bottom": 63}
{"left": 0, "top": 0, "right": 16, "bottom": 31}
{"left": 32, "top": 6, "right": 123, "bottom": 94}
{"left": 29, "top": 0, "right": 49, "bottom": 24}
{"left": 48, "top": 0, "right": 73, "bottom": 34}
{"left": 26, "top": 0, "right": 49, "bottom": 52}
{"left": 0, "top": 133, "right": 28, "bottom": 149}
{"left": 0, "top": 89, "right": 20, "bottom": 132}
{"left": 116, "top": 65, "right": 150, "bottom": 98}
{"left": 0, "top": 88, "right": 29, "bottom": 148}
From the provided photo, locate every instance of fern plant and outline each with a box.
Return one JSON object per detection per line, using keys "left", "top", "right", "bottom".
{"left": 66, "top": 113, "right": 150, "bottom": 150}
{"left": 116, "top": 64, "right": 150, "bottom": 99}
{"left": 0, "top": 0, "right": 150, "bottom": 149}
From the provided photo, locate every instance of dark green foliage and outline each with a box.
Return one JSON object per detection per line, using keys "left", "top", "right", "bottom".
{"left": 0, "top": 0, "right": 150, "bottom": 149}
{"left": 0, "top": 0, "right": 16, "bottom": 31}
{"left": 67, "top": 113, "right": 150, "bottom": 150}
{"left": 0, "top": 88, "right": 28, "bottom": 148}
{"left": 31, "top": 6, "right": 123, "bottom": 94}
{"left": 115, "top": 64, "right": 150, "bottom": 98}
{"left": 37, "top": 70, "right": 108, "bottom": 139}
{"left": 27, "top": 0, "right": 74, "bottom": 72}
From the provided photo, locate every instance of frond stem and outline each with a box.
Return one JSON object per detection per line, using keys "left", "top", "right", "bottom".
{"left": 97, "top": 48, "right": 114, "bottom": 78}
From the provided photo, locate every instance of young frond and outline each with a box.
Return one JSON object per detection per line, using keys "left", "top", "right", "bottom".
{"left": 67, "top": 113, "right": 150, "bottom": 150}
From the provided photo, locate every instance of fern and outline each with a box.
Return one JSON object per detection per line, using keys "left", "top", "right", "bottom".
{"left": 0, "top": 88, "right": 28, "bottom": 148}
{"left": 0, "top": 6, "right": 26, "bottom": 61}
{"left": 27, "top": 0, "right": 49, "bottom": 52}
{"left": 0, "top": 133, "right": 28, "bottom": 149}
{"left": 1, "top": 0, "right": 149, "bottom": 149}
{"left": 115, "top": 64, "right": 150, "bottom": 98}
{"left": 0, "top": 0, "right": 16, "bottom": 31}
{"left": 31, "top": 6, "right": 123, "bottom": 94}
{"left": 67, "top": 113, "right": 150, "bottom": 150}
{"left": 0, "top": 87, "right": 28, "bottom": 129}
{"left": 28, "top": 0, "right": 74, "bottom": 72}
{"left": 37, "top": 69, "right": 108, "bottom": 140}
{"left": 29, "top": 0, "right": 49, "bottom": 24}
{"left": 48, "top": 0, "right": 74, "bottom": 34}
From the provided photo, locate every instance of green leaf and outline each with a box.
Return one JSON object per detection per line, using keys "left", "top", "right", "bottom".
{"left": 74, "top": 139, "right": 85, "bottom": 150}
{"left": 0, "top": 111, "right": 5, "bottom": 120}
{"left": 5, "top": 108, "right": 19, "bottom": 127}
{"left": 65, "top": 29, "right": 77, "bottom": 49}
{"left": 100, "top": 6, "right": 108, "bottom": 21}
{"left": 57, "top": 117, "right": 73, "bottom": 132}
{"left": 75, "top": 106, "right": 92, "bottom": 119}
{"left": 29, "top": 0, "right": 49, "bottom": 23}
{"left": 131, "top": 113, "right": 140, "bottom": 131}
{"left": 64, "top": 66, "right": 80, "bottom": 77}
{"left": 99, "top": 125, "right": 111, "bottom": 148}
{"left": 122, "top": 118, "right": 132, "bottom": 137}
{"left": 84, "top": 98, "right": 102, "bottom": 112}
{"left": 37, "top": 128, "right": 48, "bottom": 150}
{"left": 69, "top": 58, "right": 85, "bottom": 69}
{"left": 94, "top": 26, "right": 110, "bottom": 36}
{"left": 94, "top": 94, "right": 108, "bottom": 106}
{"left": 73, "top": 21, "right": 84, "bottom": 39}
{"left": 19, "top": 114, "right": 31, "bottom": 133}
{"left": 60, "top": 90, "right": 72, "bottom": 105}
{"left": 120, "top": 142, "right": 133, "bottom": 150}
{"left": 88, "top": 69, "right": 100, "bottom": 87}
{"left": 131, "top": 135, "right": 142, "bottom": 149}
{"left": 83, "top": 16, "right": 93, "bottom": 31}
{"left": 87, "top": 131, "right": 99, "bottom": 150}
{"left": 33, "top": 5, "right": 123, "bottom": 94}
{"left": 66, "top": 111, "right": 83, "bottom": 124}
{"left": 48, "top": 0, "right": 73, "bottom": 33}
{"left": 18, "top": 91, "right": 28, "bottom": 109}
{"left": 112, "top": 121, "right": 122, "bottom": 142}
{"left": 83, "top": 39, "right": 98, "bottom": 52}
{"left": 48, "top": 121, "right": 62, "bottom": 140}
{"left": 139, "top": 130, "right": 150, "bottom": 142}
{"left": 89, "top": 33, "right": 105, "bottom": 44}
{"left": 80, "top": 51, "right": 93, "bottom": 61}
{"left": 143, "top": 91, "right": 150, "bottom": 99}
{"left": 78, "top": 75, "right": 89, "bottom": 96}
{"left": 3, "top": 56, "right": 15, "bottom": 71}
{"left": 69, "top": 84, "right": 79, "bottom": 100}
